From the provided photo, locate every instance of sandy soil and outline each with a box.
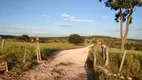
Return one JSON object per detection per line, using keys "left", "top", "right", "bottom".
{"left": 21, "top": 44, "right": 93, "bottom": 80}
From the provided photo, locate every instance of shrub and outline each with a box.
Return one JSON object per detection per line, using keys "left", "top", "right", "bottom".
{"left": 68, "top": 34, "right": 84, "bottom": 45}
{"left": 16, "top": 34, "right": 30, "bottom": 42}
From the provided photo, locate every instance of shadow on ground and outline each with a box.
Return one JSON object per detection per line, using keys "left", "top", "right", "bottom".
{"left": 84, "top": 57, "right": 99, "bottom": 80}
{"left": 84, "top": 46, "right": 100, "bottom": 80}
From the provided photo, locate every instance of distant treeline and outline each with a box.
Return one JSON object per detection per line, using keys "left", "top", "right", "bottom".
{"left": 1, "top": 34, "right": 142, "bottom": 51}
{"left": 0, "top": 35, "right": 16, "bottom": 39}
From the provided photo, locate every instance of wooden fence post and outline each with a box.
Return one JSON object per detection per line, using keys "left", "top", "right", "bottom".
{"left": 102, "top": 45, "right": 106, "bottom": 60}
{"left": 1, "top": 39, "right": 8, "bottom": 72}
{"left": 94, "top": 46, "right": 97, "bottom": 69}
{"left": 23, "top": 48, "right": 26, "bottom": 63}
{"left": 104, "top": 46, "right": 109, "bottom": 67}
{"left": 94, "top": 40, "right": 102, "bottom": 70}
{"left": 119, "top": 50, "right": 127, "bottom": 72}
{"left": 36, "top": 42, "right": 39, "bottom": 62}
{"left": 38, "top": 45, "right": 41, "bottom": 61}
{"left": 5, "top": 61, "right": 8, "bottom": 72}
{"left": 36, "top": 36, "right": 41, "bottom": 62}
{"left": 2, "top": 39, "right": 5, "bottom": 49}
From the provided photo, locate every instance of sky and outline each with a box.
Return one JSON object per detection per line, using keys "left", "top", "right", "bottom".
{"left": 0, "top": 0, "right": 142, "bottom": 39}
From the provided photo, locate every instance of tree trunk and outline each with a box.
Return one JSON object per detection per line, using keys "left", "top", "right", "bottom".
{"left": 120, "top": 8, "right": 124, "bottom": 51}
{"left": 120, "top": 7, "right": 134, "bottom": 51}
{"left": 121, "top": 37, "right": 125, "bottom": 51}
{"left": 124, "top": 7, "right": 134, "bottom": 39}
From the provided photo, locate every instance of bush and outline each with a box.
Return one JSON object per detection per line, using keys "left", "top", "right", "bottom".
{"left": 16, "top": 34, "right": 30, "bottom": 42}
{"left": 68, "top": 34, "right": 84, "bottom": 45}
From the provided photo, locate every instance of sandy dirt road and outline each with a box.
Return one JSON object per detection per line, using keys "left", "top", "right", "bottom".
{"left": 22, "top": 44, "right": 93, "bottom": 80}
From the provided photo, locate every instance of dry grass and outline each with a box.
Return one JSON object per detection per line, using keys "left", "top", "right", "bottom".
{"left": 87, "top": 47, "right": 142, "bottom": 80}
{"left": 0, "top": 39, "right": 85, "bottom": 79}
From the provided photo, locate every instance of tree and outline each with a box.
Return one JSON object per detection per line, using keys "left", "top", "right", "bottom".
{"left": 99, "top": 0, "right": 142, "bottom": 51}
{"left": 16, "top": 34, "right": 30, "bottom": 42}
{"left": 68, "top": 34, "right": 84, "bottom": 45}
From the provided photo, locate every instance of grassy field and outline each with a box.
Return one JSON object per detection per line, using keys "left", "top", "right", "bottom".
{"left": 0, "top": 37, "right": 142, "bottom": 80}
{"left": 87, "top": 47, "right": 142, "bottom": 80}
{"left": 0, "top": 39, "right": 84, "bottom": 79}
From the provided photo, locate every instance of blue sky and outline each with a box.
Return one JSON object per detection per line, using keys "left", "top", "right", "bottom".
{"left": 0, "top": 0, "right": 142, "bottom": 39}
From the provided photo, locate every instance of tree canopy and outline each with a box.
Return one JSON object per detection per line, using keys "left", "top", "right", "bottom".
{"left": 16, "top": 34, "right": 30, "bottom": 42}
{"left": 99, "top": 0, "right": 142, "bottom": 23}
{"left": 99, "top": 0, "right": 142, "bottom": 50}
{"left": 68, "top": 34, "right": 84, "bottom": 45}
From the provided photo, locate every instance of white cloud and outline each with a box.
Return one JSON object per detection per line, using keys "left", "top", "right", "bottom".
{"left": 56, "top": 24, "right": 72, "bottom": 27}
{"left": 61, "top": 14, "right": 76, "bottom": 19}
{"left": 0, "top": 27, "right": 49, "bottom": 36}
{"left": 0, "top": 27, "right": 71, "bottom": 37}
{"left": 70, "top": 18, "right": 95, "bottom": 23}
{"left": 61, "top": 13, "right": 95, "bottom": 23}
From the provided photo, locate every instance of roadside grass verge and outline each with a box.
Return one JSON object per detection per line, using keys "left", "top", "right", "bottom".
{"left": 0, "top": 40, "right": 84, "bottom": 79}
{"left": 87, "top": 47, "right": 142, "bottom": 80}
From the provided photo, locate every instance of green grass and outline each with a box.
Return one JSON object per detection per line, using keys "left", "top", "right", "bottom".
{"left": 0, "top": 39, "right": 84, "bottom": 79}
{"left": 0, "top": 40, "right": 83, "bottom": 63}
{"left": 1, "top": 39, "right": 142, "bottom": 79}
{"left": 109, "top": 48, "right": 142, "bottom": 55}
{"left": 87, "top": 47, "right": 142, "bottom": 80}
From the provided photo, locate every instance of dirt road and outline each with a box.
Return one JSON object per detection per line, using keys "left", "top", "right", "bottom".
{"left": 22, "top": 44, "right": 93, "bottom": 80}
